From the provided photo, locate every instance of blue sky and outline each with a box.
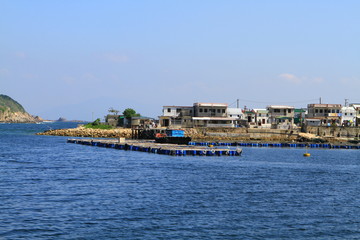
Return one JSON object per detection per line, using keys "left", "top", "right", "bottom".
{"left": 1, "top": 0, "right": 359, "bottom": 120}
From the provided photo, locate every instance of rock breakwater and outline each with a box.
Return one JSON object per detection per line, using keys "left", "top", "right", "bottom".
{"left": 37, "top": 126, "right": 133, "bottom": 138}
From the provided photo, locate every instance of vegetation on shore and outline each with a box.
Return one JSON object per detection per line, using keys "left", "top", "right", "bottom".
{"left": 84, "top": 118, "right": 113, "bottom": 129}
{"left": 0, "top": 94, "right": 26, "bottom": 113}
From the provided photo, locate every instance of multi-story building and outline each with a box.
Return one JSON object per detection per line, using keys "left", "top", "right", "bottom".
{"left": 159, "top": 103, "right": 242, "bottom": 128}
{"left": 341, "top": 106, "right": 356, "bottom": 126}
{"left": 306, "top": 104, "right": 342, "bottom": 126}
{"left": 192, "top": 103, "right": 236, "bottom": 127}
{"left": 254, "top": 109, "right": 270, "bottom": 128}
{"left": 350, "top": 103, "right": 360, "bottom": 126}
{"left": 266, "top": 105, "right": 295, "bottom": 129}
{"left": 227, "top": 108, "right": 247, "bottom": 127}
{"left": 159, "top": 105, "right": 193, "bottom": 128}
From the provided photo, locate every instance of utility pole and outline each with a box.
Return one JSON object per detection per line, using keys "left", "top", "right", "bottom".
{"left": 345, "top": 99, "right": 348, "bottom": 107}
{"left": 237, "top": 99, "right": 240, "bottom": 108}
{"left": 319, "top": 97, "right": 322, "bottom": 104}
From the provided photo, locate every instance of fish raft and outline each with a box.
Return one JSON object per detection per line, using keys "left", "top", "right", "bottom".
{"left": 67, "top": 139, "right": 243, "bottom": 157}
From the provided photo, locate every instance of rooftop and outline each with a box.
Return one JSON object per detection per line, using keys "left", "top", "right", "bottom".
{"left": 307, "top": 104, "right": 342, "bottom": 108}
{"left": 194, "top": 102, "right": 228, "bottom": 107}
{"left": 267, "top": 105, "right": 295, "bottom": 109}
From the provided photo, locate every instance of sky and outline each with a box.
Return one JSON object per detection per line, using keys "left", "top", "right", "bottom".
{"left": 1, "top": 0, "right": 359, "bottom": 121}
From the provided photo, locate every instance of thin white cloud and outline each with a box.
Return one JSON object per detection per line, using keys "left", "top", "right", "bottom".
{"left": 62, "top": 76, "right": 76, "bottom": 85}
{"left": 279, "top": 73, "right": 325, "bottom": 85}
{"left": 279, "top": 73, "right": 302, "bottom": 84}
{"left": 103, "top": 53, "right": 129, "bottom": 63}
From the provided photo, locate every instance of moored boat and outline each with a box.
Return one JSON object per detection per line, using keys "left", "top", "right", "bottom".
{"left": 155, "top": 129, "right": 192, "bottom": 145}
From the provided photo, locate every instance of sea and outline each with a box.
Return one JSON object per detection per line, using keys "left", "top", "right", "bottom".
{"left": 1, "top": 122, "right": 360, "bottom": 240}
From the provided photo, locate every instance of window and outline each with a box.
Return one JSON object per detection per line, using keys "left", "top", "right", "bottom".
{"left": 258, "top": 113, "right": 261, "bottom": 117}
{"left": 167, "top": 108, "right": 171, "bottom": 113}
{"left": 199, "top": 109, "right": 203, "bottom": 113}
{"left": 350, "top": 113, "right": 353, "bottom": 116}
{"left": 332, "top": 109, "right": 335, "bottom": 113}
{"left": 337, "top": 110, "right": 340, "bottom": 113}
{"left": 204, "top": 109, "right": 208, "bottom": 113}
{"left": 345, "top": 113, "right": 348, "bottom": 116}
{"left": 217, "top": 109, "right": 220, "bottom": 113}
{"left": 222, "top": 109, "right": 225, "bottom": 113}
{"left": 176, "top": 108, "right": 181, "bottom": 113}
{"left": 320, "top": 109, "right": 323, "bottom": 113}
{"left": 274, "top": 109, "right": 280, "bottom": 113}
{"left": 315, "top": 109, "right": 318, "bottom": 113}
{"left": 288, "top": 109, "right": 292, "bottom": 113}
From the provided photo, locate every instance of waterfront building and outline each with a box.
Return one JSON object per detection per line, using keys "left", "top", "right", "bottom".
{"left": 105, "top": 114, "right": 128, "bottom": 127}
{"left": 350, "top": 103, "right": 360, "bottom": 126}
{"left": 294, "top": 108, "right": 307, "bottom": 125}
{"left": 253, "top": 109, "right": 270, "bottom": 128}
{"left": 306, "top": 104, "right": 342, "bottom": 126}
{"left": 192, "top": 103, "right": 237, "bottom": 127}
{"left": 159, "top": 105, "right": 193, "bottom": 128}
{"left": 341, "top": 106, "right": 356, "bottom": 126}
{"left": 243, "top": 110, "right": 256, "bottom": 127}
{"left": 159, "top": 103, "right": 243, "bottom": 128}
{"left": 227, "top": 107, "right": 247, "bottom": 127}
{"left": 266, "top": 105, "right": 295, "bottom": 129}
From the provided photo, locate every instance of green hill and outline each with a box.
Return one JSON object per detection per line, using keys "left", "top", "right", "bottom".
{"left": 0, "top": 94, "right": 26, "bottom": 113}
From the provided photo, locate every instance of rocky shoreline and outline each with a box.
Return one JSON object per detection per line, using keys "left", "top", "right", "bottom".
{"left": 0, "top": 110, "right": 42, "bottom": 123}
{"left": 37, "top": 126, "right": 133, "bottom": 138}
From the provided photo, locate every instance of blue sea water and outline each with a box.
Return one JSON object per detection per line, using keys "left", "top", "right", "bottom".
{"left": 0, "top": 123, "right": 360, "bottom": 240}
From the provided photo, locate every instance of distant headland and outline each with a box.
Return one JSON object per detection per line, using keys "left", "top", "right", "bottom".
{"left": 0, "top": 94, "right": 42, "bottom": 123}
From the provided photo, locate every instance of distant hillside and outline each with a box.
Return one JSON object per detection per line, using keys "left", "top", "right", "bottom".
{"left": 0, "top": 94, "right": 39, "bottom": 123}
{"left": 0, "top": 94, "right": 26, "bottom": 113}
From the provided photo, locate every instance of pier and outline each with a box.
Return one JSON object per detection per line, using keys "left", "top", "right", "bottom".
{"left": 67, "top": 139, "right": 243, "bottom": 156}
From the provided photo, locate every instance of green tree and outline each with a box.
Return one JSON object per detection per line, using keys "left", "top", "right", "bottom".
{"left": 123, "top": 108, "right": 140, "bottom": 118}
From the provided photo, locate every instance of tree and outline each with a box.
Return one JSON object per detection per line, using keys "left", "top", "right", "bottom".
{"left": 123, "top": 108, "right": 140, "bottom": 118}
{"left": 108, "top": 107, "right": 119, "bottom": 115}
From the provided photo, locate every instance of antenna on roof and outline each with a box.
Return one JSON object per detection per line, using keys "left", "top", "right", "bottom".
{"left": 319, "top": 97, "right": 322, "bottom": 104}
{"left": 345, "top": 99, "right": 349, "bottom": 107}
{"left": 237, "top": 99, "right": 239, "bottom": 108}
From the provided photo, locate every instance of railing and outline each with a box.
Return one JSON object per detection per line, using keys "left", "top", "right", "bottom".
{"left": 206, "top": 123, "right": 234, "bottom": 128}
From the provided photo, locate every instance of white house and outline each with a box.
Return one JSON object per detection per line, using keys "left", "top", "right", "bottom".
{"left": 227, "top": 108, "right": 245, "bottom": 119}
{"left": 253, "top": 109, "right": 270, "bottom": 128}
{"left": 341, "top": 106, "right": 356, "bottom": 126}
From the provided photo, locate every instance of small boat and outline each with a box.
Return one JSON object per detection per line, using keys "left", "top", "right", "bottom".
{"left": 155, "top": 129, "right": 191, "bottom": 145}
